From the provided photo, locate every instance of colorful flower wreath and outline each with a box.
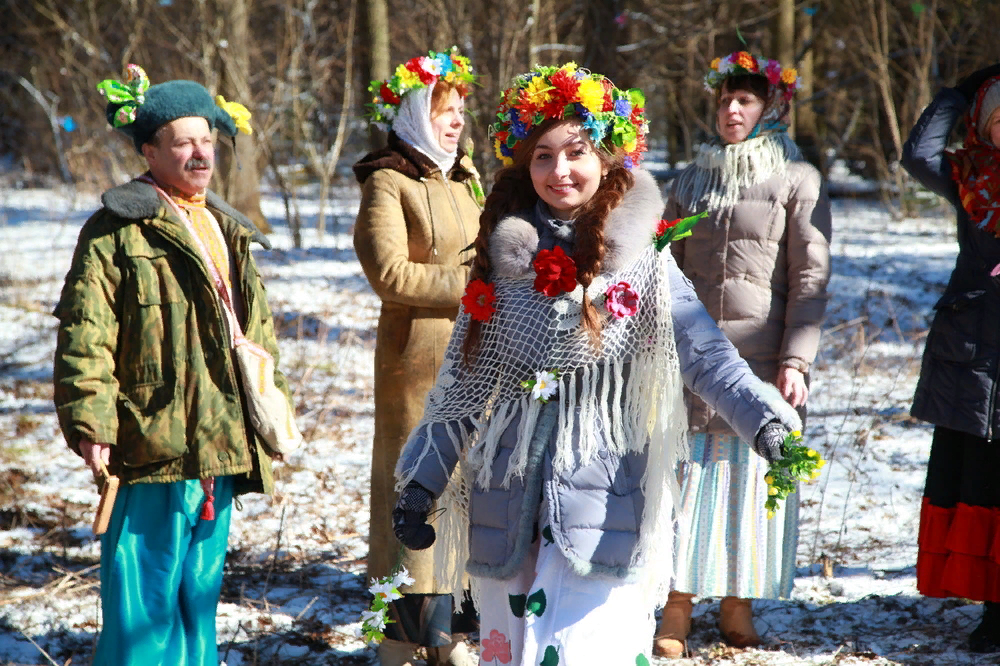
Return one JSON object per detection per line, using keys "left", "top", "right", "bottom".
{"left": 703, "top": 51, "right": 802, "bottom": 102}
{"left": 365, "top": 47, "right": 477, "bottom": 130}
{"left": 490, "top": 62, "right": 649, "bottom": 169}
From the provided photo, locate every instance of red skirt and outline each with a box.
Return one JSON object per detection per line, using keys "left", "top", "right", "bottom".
{"left": 917, "top": 426, "right": 1000, "bottom": 602}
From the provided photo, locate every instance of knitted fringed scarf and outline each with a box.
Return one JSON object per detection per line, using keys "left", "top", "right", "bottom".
{"left": 948, "top": 74, "right": 1000, "bottom": 237}
{"left": 672, "top": 131, "right": 802, "bottom": 212}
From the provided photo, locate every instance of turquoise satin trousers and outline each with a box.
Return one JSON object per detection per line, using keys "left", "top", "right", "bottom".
{"left": 93, "top": 477, "right": 234, "bottom": 666}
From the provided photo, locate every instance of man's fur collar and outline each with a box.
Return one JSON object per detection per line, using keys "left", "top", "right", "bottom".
{"left": 353, "top": 131, "right": 473, "bottom": 184}
{"left": 489, "top": 169, "right": 664, "bottom": 278}
{"left": 101, "top": 178, "right": 271, "bottom": 248}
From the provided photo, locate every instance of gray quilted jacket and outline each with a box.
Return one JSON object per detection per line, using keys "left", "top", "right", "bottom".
{"left": 397, "top": 171, "right": 801, "bottom": 581}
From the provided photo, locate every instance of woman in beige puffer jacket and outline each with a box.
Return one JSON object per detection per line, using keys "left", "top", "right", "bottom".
{"left": 653, "top": 53, "right": 832, "bottom": 658}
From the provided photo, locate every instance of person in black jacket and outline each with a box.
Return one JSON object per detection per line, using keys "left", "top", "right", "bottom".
{"left": 902, "top": 63, "right": 1000, "bottom": 653}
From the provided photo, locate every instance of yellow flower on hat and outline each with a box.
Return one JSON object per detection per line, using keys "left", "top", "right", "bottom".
{"left": 521, "top": 77, "right": 554, "bottom": 107}
{"left": 577, "top": 78, "right": 606, "bottom": 114}
{"left": 394, "top": 64, "right": 421, "bottom": 88}
{"left": 216, "top": 95, "right": 253, "bottom": 135}
{"left": 781, "top": 68, "right": 798, "bottom": 85}
{"left": 710, "top": 57, "right": 721, "bottom": 71}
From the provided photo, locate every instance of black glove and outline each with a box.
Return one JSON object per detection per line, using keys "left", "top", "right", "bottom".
{"left": 956, "top": 64, "right": 1000, "bottom": 101}
{"left": 753, "top": 421, "right": 789, "bottom": 464}
{"left": 392, "top": 482, "right": 436, "bottom": 550}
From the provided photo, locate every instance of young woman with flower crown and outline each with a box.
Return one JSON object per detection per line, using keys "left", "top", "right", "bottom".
{"left": 901, "top": 63, "right": 1000, "bottom": 654}
{"left": 651, "top": 51, "right": 831, "bottom": 657}
{"left": 388, "top": 63, "right": 803, "bottom": 664}
{"left": 353, "top": 48, "right": 483, "bottom": 666}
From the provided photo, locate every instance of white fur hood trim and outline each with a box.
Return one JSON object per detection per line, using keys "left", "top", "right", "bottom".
{"left": 488, "top": 169, "right": 664, "bottom": 278}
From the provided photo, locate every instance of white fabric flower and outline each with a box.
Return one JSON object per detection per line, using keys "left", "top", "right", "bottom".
{"left": 361, "top": 608, "right": 387, "bottom": 631}
{"left": 420, "top": 56, "right": 440, "bottom": 75}
{"left": 392, "top": 567, "right": 416, "bottom": 588}
{"left": 718, "top": 56, "right": 735, "bottom": 75}
{"left": 369, "top": 579, "right": 402, "bottom": 603}
{"left": 531, "top": 370, "right": 559, "bottom": 402}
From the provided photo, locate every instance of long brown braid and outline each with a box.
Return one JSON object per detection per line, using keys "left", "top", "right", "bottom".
{"left": 572, "top": 162, "right": 634, "bottom": 347}
{"left": 461, "top": 165, "right": 538, "bottom": 362}
{"left": 461, "top": 118, "right": 636, "bottom": 363}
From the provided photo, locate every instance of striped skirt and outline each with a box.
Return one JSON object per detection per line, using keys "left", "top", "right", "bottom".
{"left": 672, "top": 432, "right": 798, "bottom": 599}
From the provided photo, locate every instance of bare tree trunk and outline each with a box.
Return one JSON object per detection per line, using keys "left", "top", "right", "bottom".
{"left": 581, "top": 0, "right": 622, "bottom": 87}
{"left": 212, "top": 0, "right": 271, "bottom": 234}
{"left": 797, "top": 4, "right": 821, "bottom": 169}
{"left": 527, "top": 0, "right": 541, "bottom": 67}
{"left": 365, "top": 0, "right": 391, "bottom": 152}
{"left": 776, "top": 0, "right": 796, "bottom": 138}
{"left": 315, "top": 0, "right": 357, "bottom": 240}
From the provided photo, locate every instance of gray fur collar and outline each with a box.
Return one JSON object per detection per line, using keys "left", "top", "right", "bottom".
{"left": 489, "top": 169, "right": 663, "bottom": 278}
{"left": 101, "top": 178, "right": 271, "bottom": 249}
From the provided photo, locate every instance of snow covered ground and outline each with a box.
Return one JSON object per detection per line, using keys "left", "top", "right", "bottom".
{"left": 0, "top": 178, "right": 985, "bottom": 665}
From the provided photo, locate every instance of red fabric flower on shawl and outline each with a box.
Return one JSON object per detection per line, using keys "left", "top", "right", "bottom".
{"left": 532, "top": 246, "right": 578, "bottom": 297}
{"left": 461, "top": 279, "right": 496, "bottom": 322}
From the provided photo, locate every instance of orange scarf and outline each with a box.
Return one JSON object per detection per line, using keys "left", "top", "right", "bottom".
{"left": 160, "top": 181, "right": 232, "bottom": 294}
{"left": 948, "top": 75, "right": 1000, "bottom": 237}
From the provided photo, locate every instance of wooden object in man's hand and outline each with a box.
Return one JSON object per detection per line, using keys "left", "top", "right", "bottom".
{"left": 92, "top": 462, "right": 119, "bottom": 536}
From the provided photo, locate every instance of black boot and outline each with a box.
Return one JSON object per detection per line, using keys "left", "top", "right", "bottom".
{"left": 969, "top": 602, "right": 1000, "bottom": 653}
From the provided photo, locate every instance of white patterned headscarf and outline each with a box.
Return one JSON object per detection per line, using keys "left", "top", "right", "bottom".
{"left": 392, "top": 83, "right": 458, "bottom": 176}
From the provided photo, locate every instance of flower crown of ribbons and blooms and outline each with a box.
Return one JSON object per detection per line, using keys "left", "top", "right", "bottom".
{"left": 365, "top": 47, "right": 477, "bottom": 130}
{"left": 703, "top": 51, "right": 802, "bottom": 102}
{"left": 490, "top": 62, "right": 650, "bottom": 169}
{"left": 96, "top": 64, "right": 151, "bottom": 127}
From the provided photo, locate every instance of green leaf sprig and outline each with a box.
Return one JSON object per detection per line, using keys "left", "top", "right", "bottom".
{"left": 653, "top": 211, "right": 708, "bottom": 252}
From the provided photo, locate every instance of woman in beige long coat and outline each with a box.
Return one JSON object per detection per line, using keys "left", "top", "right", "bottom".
{"left": 653, "top": 51, "right": 832, "bottom": 658}
{"left": 353, "top": 49, "right": 482, "bottom": 666}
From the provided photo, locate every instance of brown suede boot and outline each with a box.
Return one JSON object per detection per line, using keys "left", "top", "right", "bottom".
{"left": 718, "top": 596, "right": 761, "bottom": 648}
{"left": 427, "top": 639, "right": 477, "bottom": 666}
{"left": 652, "top": 591, "right": 695, "bottom": 658}
{"left": 376, "top": 638, "right": 416, "bottom": 666}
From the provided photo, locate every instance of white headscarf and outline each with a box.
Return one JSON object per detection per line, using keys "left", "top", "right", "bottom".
{"left": 391, "top": 83, "right": 458, "bottom": 176}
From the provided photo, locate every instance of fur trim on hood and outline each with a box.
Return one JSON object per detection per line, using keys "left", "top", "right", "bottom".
{"left": 353, "top": 131, "right": 474, "bottom": 184}
{"left": 489, "top": 169, "right": 664, "bottom": 278}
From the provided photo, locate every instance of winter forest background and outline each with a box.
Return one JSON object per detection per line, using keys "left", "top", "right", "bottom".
{"left": 7, "top": 0, "right": 1000, "bottom": 225}
{"left": 3, "top": 0, "right": 1000, "bottom": 665}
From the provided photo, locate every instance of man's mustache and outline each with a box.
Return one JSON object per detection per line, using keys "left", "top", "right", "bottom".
{"left": 185, "top": 158, "right": 211, "bottom": 170}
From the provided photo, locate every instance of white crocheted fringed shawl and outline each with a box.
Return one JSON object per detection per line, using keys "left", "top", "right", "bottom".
{"left": 394, "top": 170, "right": 689, "bottom": 609}
{"left": 672, "top": 130, "right": 802, "bottom": 212}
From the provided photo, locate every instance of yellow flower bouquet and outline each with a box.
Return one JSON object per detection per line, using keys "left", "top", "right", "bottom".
{"left": 764, "top": 431, "right": 825, "bottom": 519}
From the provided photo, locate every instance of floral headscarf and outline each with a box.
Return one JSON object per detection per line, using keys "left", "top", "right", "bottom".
{"left": 948, "top": 75, "right": 1000, "bottom": 236}
{"left": 704, "top": 50, "right": 802, "bottom": 141}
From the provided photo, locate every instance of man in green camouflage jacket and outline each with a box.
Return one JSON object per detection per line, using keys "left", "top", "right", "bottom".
{"left": 52, "top": 66, "right": 292, "bottom": 666}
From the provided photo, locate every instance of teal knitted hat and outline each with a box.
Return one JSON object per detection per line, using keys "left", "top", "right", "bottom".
{"left": 98, "top": 65, "right": 245, "bottom": 153}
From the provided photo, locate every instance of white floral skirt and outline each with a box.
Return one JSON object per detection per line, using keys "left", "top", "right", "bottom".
{"left": 474, "top": 518, "right": 655, "bottom": 666}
